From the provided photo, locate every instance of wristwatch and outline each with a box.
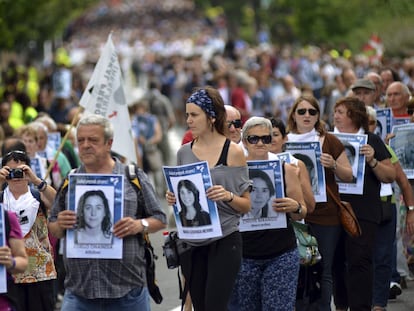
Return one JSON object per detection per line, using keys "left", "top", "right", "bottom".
{"left": 141, "top": 218, "right": 149, "bottom": 233}
{"left": 294, "top": 203, "right": 302, "bottom": 214}
{"left": 408, "top": 206, "right": 414, "bottom": 212}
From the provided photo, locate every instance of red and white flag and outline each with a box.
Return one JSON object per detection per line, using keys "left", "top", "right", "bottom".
{"left": 79, "top": 33, "right": 136, "bottom": 163}
{"left": 362, "top": 34, "right": 384, "bottom": 61}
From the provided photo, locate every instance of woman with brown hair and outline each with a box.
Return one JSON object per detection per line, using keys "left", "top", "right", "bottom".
{"left": 166, "top": 86, "right": 251, "bottom": 311}
{"left": 286, "top": 95, "right": 353, "bottom": 310}
{"left": 332, "top": 97, "right": 395, "bottom": 311}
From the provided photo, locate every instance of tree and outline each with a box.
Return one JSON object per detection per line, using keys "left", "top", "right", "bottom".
{"left": 0, "top": 0, "right": 98, "bottom": 51}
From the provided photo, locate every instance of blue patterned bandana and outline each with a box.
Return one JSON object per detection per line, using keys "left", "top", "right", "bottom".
{"left": 186, "top": 89, "right": 216, "bottom": 118}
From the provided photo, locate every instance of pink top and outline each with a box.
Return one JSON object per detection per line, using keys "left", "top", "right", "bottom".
{"left": 0, "top": 212, "right": 23, "bottom": 311}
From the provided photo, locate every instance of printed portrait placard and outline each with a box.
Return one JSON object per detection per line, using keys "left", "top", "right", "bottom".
{"left": 390, "top": 123, "right": 414, "bottom": 179}
{"left": 392, "top": 116, "right": 411, "bottom": 127}
{"left": 66, "top": 174, "right": 124, "bottom": 259}
{"left": 239, "top": 160, "right": 286, "bottom": 232}
{"left": 375, "top": 108, "right": 392, "bottom": 140}
{"left": 285, "top": 141, "right": 327, "bottom": 202}
{"left": 47, "top": 132, "right": 62, "bottom": 151}
{"left": 163, "top": 161, "right": 222, "bottom": 239}
{"left": 332, "top": 133, "right": 367, "bottom": 194}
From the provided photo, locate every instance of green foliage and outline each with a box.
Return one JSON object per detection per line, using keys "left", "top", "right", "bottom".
{"left": 1, "top": 0, "right": 414, "bottom": 58}
{"left": 0, "top": 0, "right": 98, "bottom": 51}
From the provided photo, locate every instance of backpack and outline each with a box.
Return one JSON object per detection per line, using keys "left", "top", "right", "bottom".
{"left": 60, "top": 164, "right": 163, "bottom": 304}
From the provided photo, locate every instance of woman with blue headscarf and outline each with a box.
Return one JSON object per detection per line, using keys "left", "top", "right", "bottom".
{"left": 166, "top": 86, "right": 251, "bottom": 311}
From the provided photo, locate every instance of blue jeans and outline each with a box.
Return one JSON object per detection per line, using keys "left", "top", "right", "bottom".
{"left": 372, "top": 203, "right": 397, "bottom": 307}
{"left": 61, "top": 287, "right": 150, "bottom": 311}
{"left": 304, "top": 223, "right": 342, "bottom": 311}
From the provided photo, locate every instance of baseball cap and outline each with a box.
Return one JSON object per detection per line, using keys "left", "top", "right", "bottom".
{"left": 351, "top": 79, "right": 376, "bottom": 91}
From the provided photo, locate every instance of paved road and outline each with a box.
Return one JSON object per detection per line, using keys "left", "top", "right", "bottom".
{"left": 387, "top": 281, "right": 414, "bottom": 311}
{"left": 150, "top": 208, "right": 414, "bottom": 311}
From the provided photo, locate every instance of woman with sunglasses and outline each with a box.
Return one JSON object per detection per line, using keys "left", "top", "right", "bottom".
{"left": 268, "top": 118, "right": 315, "bottom": 213}
{"left": 165, "top": 86, "right": 251, "bottom": 311}
{"left": 228, "top": 116, "right": 307, "bottom": 311}
{"left": 332, "top": 97, "right": 395, "bottom": 311}
{"left": 286, "top": 95, "right": 353, "bottom": 311}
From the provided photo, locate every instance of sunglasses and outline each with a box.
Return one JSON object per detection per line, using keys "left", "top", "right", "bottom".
{"left": 5, "top": 150, "right": 26, "bottom": 158}
{"left": 2, "top": 150, "right": 28, "bottom": 167}
{"left": 227, "top": 119, "right": 242, "bottom": 129}
{"left": 246, "top": 135, "right": 272, "bottom": 144}
{"left": 296, "top": 108, "right": 318, "bottom": 116}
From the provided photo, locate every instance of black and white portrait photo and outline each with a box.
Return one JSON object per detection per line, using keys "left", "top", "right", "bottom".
{"left": 75, "top": 189, "right": 113, "bottom": 245}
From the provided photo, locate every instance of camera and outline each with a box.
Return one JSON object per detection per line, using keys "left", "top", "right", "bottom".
{"left": 7, "top": 168, "right": 24, "bottom": 179}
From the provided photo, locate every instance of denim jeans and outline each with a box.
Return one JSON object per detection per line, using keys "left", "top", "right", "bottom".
{"left": 61, "top": 287, "right": 150, "bottom": 311}
{"left": 372, "top": 203, "right": 397, "bottom": 307}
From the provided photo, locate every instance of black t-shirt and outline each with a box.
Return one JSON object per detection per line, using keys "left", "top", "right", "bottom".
{"left": 340, "top": 132, "right": 391, "bottom": 224}
{"left": 241, "top": 215, "right": 297, "bottom": 259}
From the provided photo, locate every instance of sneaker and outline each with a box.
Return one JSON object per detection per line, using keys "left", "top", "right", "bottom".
{"left": 389, "top": 282, "right": 402, "bottom": 300}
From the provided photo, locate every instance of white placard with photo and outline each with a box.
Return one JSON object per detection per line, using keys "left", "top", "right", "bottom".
{"left": 47, "top": 132, "right": 62, "bottom": 151}
{"left": 239, "top": 160, "right": 286, "bottom": 232}
{"left": 274, "top": 152, "right": 296, "bottom": 164}
{"left": 163, "top": 161, "right": 222, "bottom": 239}
{"left": 332, "top": 133, "right": 367, "bottom": 194}
{"left": 285, "top": 141, "right": 327, "bottom": 202}
{"left": 66, "top": 174, "right": 124, "bottom": 259}
{"left": 390, "top": 123, "right": 414, "bottom": 179}
{"left": 30, "top": 157, "right": 45, "bottom": 180}
{"left": 375, "top": 108, "right": 392, "bottom": 140}
{"left": 392, "top": 116, "right": 410, "bottom": 127}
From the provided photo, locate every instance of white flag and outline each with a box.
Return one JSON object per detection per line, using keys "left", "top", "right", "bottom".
{"left": 79, "top": 33, "right": 136, "bottom": 163}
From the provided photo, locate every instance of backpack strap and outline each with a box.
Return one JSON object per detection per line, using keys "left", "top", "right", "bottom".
{"left": 126, "top": 163, "right": 142, "bottom": 192}
{"left": 29, "top": 186, "right": 48, "bottom": 218}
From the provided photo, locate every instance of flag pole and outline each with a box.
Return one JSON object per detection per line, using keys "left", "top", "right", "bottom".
{"left": 45, "top": 107, "right": 84, "bottom": 178}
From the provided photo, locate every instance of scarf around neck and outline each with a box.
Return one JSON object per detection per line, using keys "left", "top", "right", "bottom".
{"left": 287, "top": 128, "right": 320, "bottom": 142}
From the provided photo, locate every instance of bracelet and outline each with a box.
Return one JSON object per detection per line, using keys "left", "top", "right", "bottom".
{"left": 37, "top": 179, "right": 47, "bottom": 192}
{"left": 370, "top": 159, "right": 378, "bottom": 169}
{"left": 226, "top": 191, "right": 234, "bottom": 203}
{"left": 331, "top": 161, "right": 337, "bottom": 171}
{"left": 7, "top": 257, "right": 16, "bottom": 271}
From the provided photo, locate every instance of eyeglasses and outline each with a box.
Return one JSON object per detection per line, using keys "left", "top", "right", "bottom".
{"left": 227, "top": 119, "right": 242, "bottom": 129}
{"left": 246, "top": 135, "right": 272, "bottom": 144}
{"left": 296, "top": 108, "right": 318, "bottom": 116}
